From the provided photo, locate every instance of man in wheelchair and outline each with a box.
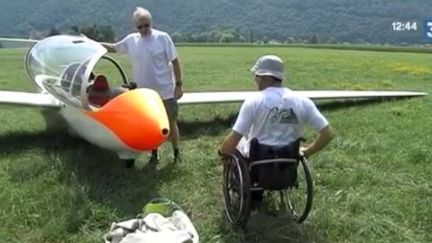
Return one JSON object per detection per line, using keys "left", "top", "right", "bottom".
{"left": 218, "top": 55, "right": 334, "bottom": 225}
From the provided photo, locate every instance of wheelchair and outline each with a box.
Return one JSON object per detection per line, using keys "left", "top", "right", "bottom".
{"left": 223, "top": 138, "right": 313, "bottom": 228}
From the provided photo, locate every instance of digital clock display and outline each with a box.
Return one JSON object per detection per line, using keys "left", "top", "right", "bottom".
{"left": 392, "top": 21, "right": 418, "bottom": 31}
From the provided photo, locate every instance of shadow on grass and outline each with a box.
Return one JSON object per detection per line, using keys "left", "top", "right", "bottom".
{"left": 316, "top": 97, "right": 416, "bottom": 111}
{"left": 55, "top": 141, "right": 182, "bottom": 217}
{"left": 177, "top": 98, "right": 410, "bottom": 140}
{"left": 179, "top": 112, "right": 238, "bottom": 139}
{"left": 3, "top": 129, "right": 180, "bottom": 217}
{"left": 218, "top": 212, "right": 327, "bottom": 243}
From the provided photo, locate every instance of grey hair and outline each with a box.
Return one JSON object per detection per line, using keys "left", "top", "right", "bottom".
{"left": 133, "top": 7, "right": 152, "bottom": 21}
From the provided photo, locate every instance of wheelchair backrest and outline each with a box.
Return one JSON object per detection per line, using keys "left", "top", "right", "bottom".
{"left": 248, "top": 138, "right": 302, "bottom": 190}
{"left": 249, "top": 138, "right": 301, "bottom": 161}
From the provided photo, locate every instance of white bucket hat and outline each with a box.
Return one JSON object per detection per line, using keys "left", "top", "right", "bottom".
{"left": 250, "top": 55, "right": 284, "bottom": 81}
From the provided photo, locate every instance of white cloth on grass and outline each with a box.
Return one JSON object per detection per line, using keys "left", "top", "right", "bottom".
{"left": 104, "top": 211, "right": 199, "bottom": 243}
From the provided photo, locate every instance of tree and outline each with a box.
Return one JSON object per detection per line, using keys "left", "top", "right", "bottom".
{"left": 171, "top": 32, "right": 183, "bottom": 42}
{"left": 69, "top": 25, "right": 80, "bottom": 35}
{"left": 80, "top": 25, "right": 98, "bottom": 40}
{"left": 98, "top": 25, "right": 115, "bottom": 42}
{"left": 238, "top": 35, "right": 247, "bottom": 42}
{"left": 48, "top": 26, "right": 61, "bottom": 36}
{"left": 310, "top": 34, "right": 318, "bottom": 44}
{"left": 327, "top": 37, "right": 338, "bottom": 44}
{"left": 219, "top": 33, "right": 235, "bottom": 43}
{"left": 80, "top": 24, "right": 115, "bottom": 42}
{"left": 285, "top": 37, "right": 296, "bottom": 43}
{"left": 190, "top": 33, "right": 208, "bottom": 42}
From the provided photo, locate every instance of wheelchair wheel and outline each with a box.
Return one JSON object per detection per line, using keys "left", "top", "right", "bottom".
{"left": 280, "top": 156, "right": 313, "bottom": 223}
{"left": 223, "top": 154, "right": 252, "bottom": 228}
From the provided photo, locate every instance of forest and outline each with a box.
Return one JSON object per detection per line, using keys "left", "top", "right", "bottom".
{"left": 0, "top": 0, "right": 430, "bottom": 44}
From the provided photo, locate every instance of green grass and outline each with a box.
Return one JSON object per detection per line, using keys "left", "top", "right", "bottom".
{"left": 0, "top": 46, "right": 431, "bottom": 242}
{"left": 176, "top": 43, "right": 432, "bottom": 54}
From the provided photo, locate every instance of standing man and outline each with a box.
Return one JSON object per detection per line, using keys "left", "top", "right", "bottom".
{"left": 218, "top": 54, "right": 333, "bottom": 162}
{"left": 102, "top": 7, "right": 183, "bottom": 164}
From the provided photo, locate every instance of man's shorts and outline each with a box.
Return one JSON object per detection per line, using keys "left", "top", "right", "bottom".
{"left": 163, "top": 98, "right": 178, "bottom": 121}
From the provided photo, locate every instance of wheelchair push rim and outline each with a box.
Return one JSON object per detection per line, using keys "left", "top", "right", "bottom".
{"left": 222, "top": 154, "right": 252, "bottom": 228}
{"left": 281, "top": 156, "right": 313, "bottom": 223}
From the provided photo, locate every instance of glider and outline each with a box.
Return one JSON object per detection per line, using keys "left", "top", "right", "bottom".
{"left": 0, "top": 35, "right": 427, "bottom": 167}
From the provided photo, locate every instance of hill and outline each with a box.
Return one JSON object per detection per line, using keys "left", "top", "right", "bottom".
{"left": 0, "top": 0, "right": 431, "bottom": 44}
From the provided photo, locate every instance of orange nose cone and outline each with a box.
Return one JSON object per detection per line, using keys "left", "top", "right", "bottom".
{"left": 86, "top": 89, "right": 170, "bottom": 151}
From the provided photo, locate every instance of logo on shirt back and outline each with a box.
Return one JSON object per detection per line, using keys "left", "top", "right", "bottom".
{"left": 267, "top": 107, "right": 298, "bottom": 124}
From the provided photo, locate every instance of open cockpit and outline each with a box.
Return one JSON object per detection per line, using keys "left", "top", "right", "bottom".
{"left": 25, "top": 35, "right": 130, "bottom": 110}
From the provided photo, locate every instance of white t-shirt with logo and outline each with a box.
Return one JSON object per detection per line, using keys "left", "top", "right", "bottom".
{"left": 233, "top": 87, "right": 329, "bottom": 156}
{"left": 114, "top": 29, "right": 178, "bottom": 99}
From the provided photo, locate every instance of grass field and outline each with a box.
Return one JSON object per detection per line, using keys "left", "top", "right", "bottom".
{"left": 0, "top": 46, "right": 431, "bottom": 242}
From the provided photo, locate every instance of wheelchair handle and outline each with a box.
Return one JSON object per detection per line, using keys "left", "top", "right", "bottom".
{"left": 249, "top": 158, "right": 297, "bottom": 169}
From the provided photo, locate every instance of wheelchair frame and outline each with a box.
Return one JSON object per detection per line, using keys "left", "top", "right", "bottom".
{"left": 223, "top": 152, "right": 313, "bottom": 228}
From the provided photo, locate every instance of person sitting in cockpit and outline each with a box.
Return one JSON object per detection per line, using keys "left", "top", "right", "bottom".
{"left": 87, "top": 74, "right": 112, "bottom": 107}
{"left": 86, "top": 73, "right": 137, "bottom": 107}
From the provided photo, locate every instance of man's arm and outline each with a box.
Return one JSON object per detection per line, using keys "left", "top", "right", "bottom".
{"left": 171, "top": 58, "right": 182, "bottom": 85}
{"left": 99, "top": 42, "right": 117, "bottom": 53}
{"left": 171, "top": 57, "right": 183, "bottom": 99}
{"left": 218, "top": 131, "right": 243, "bottom": 156}
{"left": 302, "top": 125, "right": 334, "bottom": 158}
{"left": 218, "top": 98, "right": 254, "bottom": 159}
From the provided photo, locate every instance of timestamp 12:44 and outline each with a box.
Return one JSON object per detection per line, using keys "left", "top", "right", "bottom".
{"left": 392, "top": 21, "right": 418, "bottom": 31}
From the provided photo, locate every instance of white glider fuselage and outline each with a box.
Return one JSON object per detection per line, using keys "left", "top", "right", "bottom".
{"left": 60, "top": 104, "right": 138, "bottom": 159}
{"left": 21, "top": 35, "right": 170, "bottom": 159}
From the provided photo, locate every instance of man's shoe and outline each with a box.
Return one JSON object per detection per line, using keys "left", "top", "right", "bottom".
{"left": 148, "top": 149, "right": 159, "bottom": 164}
{"left": 173, "top": 153, "right": 182, "bottom": 163}
{"left": 173, "top": 148, "right": 181, "bottom": 163}
{"left": 123, "top": 159, "right": 135, "bottom": 168}
{"left": 148, "top": 154, "right": 159, "bottom": 164}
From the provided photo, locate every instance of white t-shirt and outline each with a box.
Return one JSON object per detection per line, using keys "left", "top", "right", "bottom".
{"left": 115, "top": 29, "right": 178, "bottom": 99}
{"left": 233, "top": 87, "right": 329, "bottom": 156}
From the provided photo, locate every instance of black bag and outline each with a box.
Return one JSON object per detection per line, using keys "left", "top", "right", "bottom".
{"left": 248, "top": 138, "right": 301, "bottom": 190}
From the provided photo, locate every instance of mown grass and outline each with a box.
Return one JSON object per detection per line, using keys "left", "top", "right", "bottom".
{"left": 0, "top": 46, "right": 431, "bottom": 242}
{"left": 176, "top": 43, "right": 432, "bottom": 54}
